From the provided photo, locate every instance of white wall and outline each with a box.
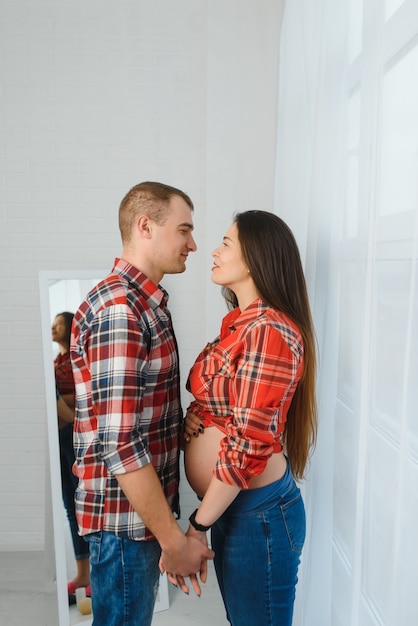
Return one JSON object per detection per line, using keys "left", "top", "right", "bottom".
{"left": 276, "top": 1, "right": 418, "bottom": 624}
{"left": 0, "top": 0, "right": 283, "bottom": 551}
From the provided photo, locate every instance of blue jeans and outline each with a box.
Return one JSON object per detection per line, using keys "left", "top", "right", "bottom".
{"left": 59, "top": 424, "right": 89, "bottom": 560}
{"left": 85, "top": 531, "right": 161, "bottom": 626}
{"left": 211, "top": 468, "right": 306, "bottom": 626}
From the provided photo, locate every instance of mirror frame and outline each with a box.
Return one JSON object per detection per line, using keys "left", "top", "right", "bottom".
{"left": 39, "top": 270, "right": 169, "bottom": 626}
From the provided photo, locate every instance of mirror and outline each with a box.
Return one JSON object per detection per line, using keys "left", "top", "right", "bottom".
{"left": 39, "top": 270, "right": 169, "bottom": 626}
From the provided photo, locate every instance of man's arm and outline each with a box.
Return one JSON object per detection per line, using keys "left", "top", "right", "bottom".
{"left": 116, "top": 464, "right": 214, "bottom": 593}
{"left": 89, "top": 305, "right": 214, "bottom": 592}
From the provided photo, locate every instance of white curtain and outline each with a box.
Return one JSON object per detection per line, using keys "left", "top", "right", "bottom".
{"left": 275, "top": 1, "right": 418, "bottom": 625}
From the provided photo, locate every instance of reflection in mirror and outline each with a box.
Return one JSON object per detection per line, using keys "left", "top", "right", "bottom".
{"left": 39, "top": 271, "right": 169, "bottom": 626}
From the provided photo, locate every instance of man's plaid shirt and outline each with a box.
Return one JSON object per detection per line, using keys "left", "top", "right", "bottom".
{"left": 71, "top": 258, "right": 182, "bottom": 540}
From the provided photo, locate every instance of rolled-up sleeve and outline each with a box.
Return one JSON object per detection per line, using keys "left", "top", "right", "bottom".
{"left": 89, "top": 304, "right": 152, "bottom": 475}
{"left": 214, "top": 323, "right": 303, "bottom": 488}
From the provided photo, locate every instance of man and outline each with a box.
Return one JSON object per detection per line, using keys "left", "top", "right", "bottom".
{"left": 71, "top": 182, "right": 213, "bottom": 626}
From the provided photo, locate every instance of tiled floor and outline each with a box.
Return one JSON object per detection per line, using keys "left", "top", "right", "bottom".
{"left": 0, "top": 551, "right": 227, "bottom": 626}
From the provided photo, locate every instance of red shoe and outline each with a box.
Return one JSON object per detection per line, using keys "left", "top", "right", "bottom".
{"left": 68, "top": 581, "right": 78, "bottom": 595}
{"left": 68, "top": 582, "right": 91, "bottom": 596}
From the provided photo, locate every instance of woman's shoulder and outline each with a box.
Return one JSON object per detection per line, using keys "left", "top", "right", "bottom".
{"left": 248, "top": 307, "right": 304, "bottom": 356}
{"left": 263, "top": 306, "right": 299, "bottom": 328}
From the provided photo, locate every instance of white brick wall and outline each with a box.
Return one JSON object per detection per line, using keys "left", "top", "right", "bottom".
{"left": 0, "top": 0, "right": 283, "bottom": 551}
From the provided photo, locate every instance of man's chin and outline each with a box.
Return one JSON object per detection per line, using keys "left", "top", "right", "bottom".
{"left": 166, "top": 263, "right": 187, "bottom": 275}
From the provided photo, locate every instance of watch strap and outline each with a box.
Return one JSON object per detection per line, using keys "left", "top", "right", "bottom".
{"left": 188, "top": 508, "right": 211, "bottom": 532}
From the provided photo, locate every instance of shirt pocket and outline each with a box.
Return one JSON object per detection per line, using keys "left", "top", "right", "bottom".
{"left": 202, "top": 346, "right": 232, "bottom": 386}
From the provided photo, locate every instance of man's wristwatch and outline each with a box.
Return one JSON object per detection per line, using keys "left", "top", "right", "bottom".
{"left": 189, "top": 508, "right": 212, "bottom": 532}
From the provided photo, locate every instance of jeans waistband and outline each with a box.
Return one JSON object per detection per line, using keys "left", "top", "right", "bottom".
{"left": 225, "top": 457, "right": 297, "bottom": 516}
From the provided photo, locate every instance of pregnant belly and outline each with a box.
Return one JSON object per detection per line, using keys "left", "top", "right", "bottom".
{"left": 184, "top": 426, "right": 224, "bottom": 498}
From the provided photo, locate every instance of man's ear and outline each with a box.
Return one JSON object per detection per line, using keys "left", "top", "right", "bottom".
{"left": 136, "top": 214, "right": 153, "bottom": 239}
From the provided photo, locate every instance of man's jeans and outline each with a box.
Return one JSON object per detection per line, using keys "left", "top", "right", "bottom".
{"left": 85, "top": 531, "right": 161, "bottom": 626}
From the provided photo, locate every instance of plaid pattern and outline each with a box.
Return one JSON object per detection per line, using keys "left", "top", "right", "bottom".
{"left": 187, "top": 300, "right": 304, "bottom": 488}
{"left": 71, "top": 258, "right": 182, "bottom": 539}
{"left": 54, "top": 352, "right": 75, "bottom": 396}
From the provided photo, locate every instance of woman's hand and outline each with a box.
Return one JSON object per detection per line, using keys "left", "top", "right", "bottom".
{"left": 183, "top": 408, "right": 205, "bottom": 443}
{"left": 185, "top": 524, "right": 209, "bottom": 584}
{"left": 161, "top": 525, "right": 210, "bottom": 596}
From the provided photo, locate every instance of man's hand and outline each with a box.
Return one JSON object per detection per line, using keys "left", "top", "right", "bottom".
{"left": 159, "top": 532, "right": 214, "bottom": 596}
{"left": 116, "top": 465, "right": 214, "bottom": 596}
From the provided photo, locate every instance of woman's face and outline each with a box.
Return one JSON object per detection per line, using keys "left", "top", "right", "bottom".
{"left": 211, "top": 222, "right": 250, "bottom": 291}
{"left": 51, "top": 315, "right": 67, "bottom": 345}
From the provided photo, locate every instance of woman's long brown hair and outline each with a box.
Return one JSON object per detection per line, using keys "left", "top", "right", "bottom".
{"left": 222, "top": 210, "right": 318, "bottom": 480}
{"left": 56, "top": 311, "right": 74, "bottom": 351}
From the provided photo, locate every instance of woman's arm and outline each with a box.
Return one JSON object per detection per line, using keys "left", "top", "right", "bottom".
{"left": 56, "top": 394, "right": 75, "bottom": 428}
{"left": 190, "top": 475, "right": 240, "bottom": 530}
{"left": 166, "top": 476, "right": 240, "bottom": 591}
{"left": 60, "top": 392, "right": 75, "bottom": 409}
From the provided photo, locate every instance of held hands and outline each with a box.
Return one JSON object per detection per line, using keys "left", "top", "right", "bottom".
{"left": 159, "top": 529, "right": 213, "bottom": 596}
{"left": 172, "top": 407, "right": 211, "bottom": 595}
{"left": 183, "top": 408, "right": 205, "bottom": 443}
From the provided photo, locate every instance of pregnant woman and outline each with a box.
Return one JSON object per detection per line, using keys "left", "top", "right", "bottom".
{"left": 182, "top": 210, "right": 318, "bottom": 626}
{"left": 52, "top": 311, "right": 90, "bottom": 599}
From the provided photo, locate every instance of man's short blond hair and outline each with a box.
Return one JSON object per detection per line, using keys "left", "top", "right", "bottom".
{"left": 118, "top": 181, "right": 194, "bottom": 244}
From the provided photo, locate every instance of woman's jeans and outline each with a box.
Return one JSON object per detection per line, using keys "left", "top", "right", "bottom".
{"left": 59, "top": 424, "right": 89, "bottom": 560}
{"left": 86, "top": 531, "right": 161, "bottom": 626}
{"left": 211, "top": 464, "right": 306, "bottom": 626}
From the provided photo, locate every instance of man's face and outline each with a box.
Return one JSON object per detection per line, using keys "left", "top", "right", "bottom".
{"left": 150, "top": 195, "right": 197, "bottom": 277}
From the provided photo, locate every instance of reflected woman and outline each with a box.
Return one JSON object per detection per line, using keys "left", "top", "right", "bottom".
{"left": 182, "top": 211, "right": 318, "bottom": 626}
{"left": 52, "top": 312, "right": 90, "bottom": 598}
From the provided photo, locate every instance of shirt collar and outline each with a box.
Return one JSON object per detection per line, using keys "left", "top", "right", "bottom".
{"left": 220, "top": 298, "right": 267, "bottom": 339}
{"left": 112, "top": 257, "right": 168, "bottom": 309}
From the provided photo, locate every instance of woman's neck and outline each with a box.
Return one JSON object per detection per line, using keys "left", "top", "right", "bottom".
{"left": 236, "top": 285, "right": 261, "bottom": 312}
